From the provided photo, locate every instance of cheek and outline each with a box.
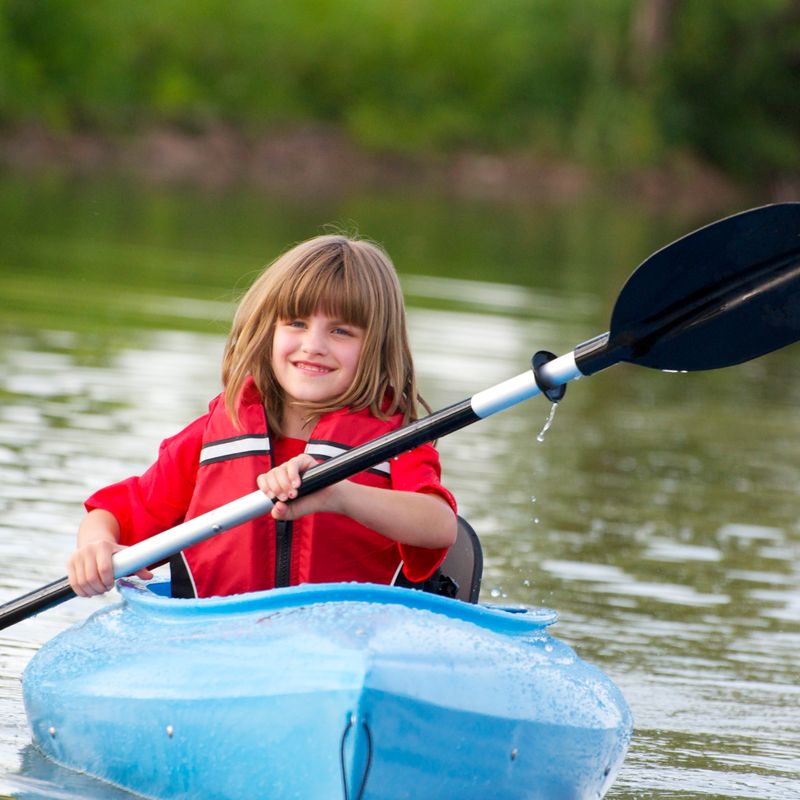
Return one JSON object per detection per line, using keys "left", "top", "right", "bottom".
{"left": 346, "top": 342, "right": 365, "bottom": 374}
{"left": 270, "top": 342, "right": 290, "bottom": 379}
{"left": 350, "top": 342, "right": 364, "bottom": 369}
{"left": 271, "top": 331, "right": 291, "bottom": 362}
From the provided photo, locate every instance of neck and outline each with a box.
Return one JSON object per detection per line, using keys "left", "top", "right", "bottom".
{"left": 280, "top": 405, "right": 317, "bottom": 440}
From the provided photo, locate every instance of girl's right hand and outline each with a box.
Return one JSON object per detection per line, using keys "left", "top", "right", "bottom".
{"left": 68, "top": 508, "right": 152, "bottom": 597}
{"left": 68, "top": 538, "right": 118, "bottom": 597}
{"left": 67, "top": 540, "right": 153, "bottom": 597}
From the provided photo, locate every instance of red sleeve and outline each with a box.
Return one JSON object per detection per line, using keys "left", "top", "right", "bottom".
{"left": 390, "top": 443, "right": 457, "bottom": 582}
{"left": 84, "top": 414, "right": 207, "bottom": 546}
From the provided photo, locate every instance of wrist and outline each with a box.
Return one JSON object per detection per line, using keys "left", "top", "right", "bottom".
{"left": 77, "top": 510, "right": 121, "bottom": 548}
{"left": 327, "top": 479, "right": 356, "bottom": 517}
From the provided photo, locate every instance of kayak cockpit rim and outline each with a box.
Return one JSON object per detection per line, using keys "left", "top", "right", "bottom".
{"left": 116, "top": 578, "right": 558, "bottom": 634}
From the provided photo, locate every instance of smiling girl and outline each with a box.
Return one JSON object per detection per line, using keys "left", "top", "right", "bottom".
{"left": 68, "top": 235, "right": 457, "bottom": 598}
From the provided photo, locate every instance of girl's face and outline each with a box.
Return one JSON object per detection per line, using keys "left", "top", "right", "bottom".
{"left": 272, "top": 312, "right": 365, "bottom": 410}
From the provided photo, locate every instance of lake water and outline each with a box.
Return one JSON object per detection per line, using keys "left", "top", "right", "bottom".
{"left": 0, "top": 174, "right": 798, "bottom": 799}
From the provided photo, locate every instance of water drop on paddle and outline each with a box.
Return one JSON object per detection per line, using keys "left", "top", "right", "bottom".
{"left": 536, "top": 402, "right": 559, "bottom": 443}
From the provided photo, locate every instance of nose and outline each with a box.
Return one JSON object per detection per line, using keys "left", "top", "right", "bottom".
{"left": 300, "top": 321, "right": 327, "bottom": 354}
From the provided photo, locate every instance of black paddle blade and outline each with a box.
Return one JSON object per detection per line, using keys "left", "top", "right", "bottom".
{"left": 601, "top": 203, "right": 800, "bottom": 373}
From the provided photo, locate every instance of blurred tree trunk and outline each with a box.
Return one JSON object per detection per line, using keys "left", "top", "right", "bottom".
{"left": 630, "top": 0, "right": 681, "bottom": 81}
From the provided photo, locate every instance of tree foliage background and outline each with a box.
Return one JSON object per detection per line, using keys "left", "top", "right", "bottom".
{"left": 0, "top": 0, "right": 798, "bottom": 182}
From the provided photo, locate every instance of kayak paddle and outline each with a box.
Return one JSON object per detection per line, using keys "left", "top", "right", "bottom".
{"left": 1, "top": 202, "right": 799, "bottom": 629}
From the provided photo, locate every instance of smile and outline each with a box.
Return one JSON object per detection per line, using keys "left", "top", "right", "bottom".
{"left": 292, "top": 361, "right": 333, "bottom": 375}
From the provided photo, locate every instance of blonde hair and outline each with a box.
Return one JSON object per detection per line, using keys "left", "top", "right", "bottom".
{"left": 222, "top": 234, "right": 425, "bottom": 436}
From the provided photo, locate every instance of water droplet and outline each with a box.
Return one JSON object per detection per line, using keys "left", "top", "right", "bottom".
{"left": 536, "top": 402, "right": 559, "bottom": 443}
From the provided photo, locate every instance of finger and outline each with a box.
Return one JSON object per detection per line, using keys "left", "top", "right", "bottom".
{"left": 256, "top": 473, "right": 281, "bottom": 500}
{"left": 271, "top": 471, "right": 298, "bottom": 501}
{"left": 289, "top": 454, "right": 317, "bottom": 481}
{"left": 85, "top": 560, "right": 109, "bottom": 596}
{"left": 270, "top": 494, "right": 320, "bottom": 521}
{"left": 69, "top": 557, "right": 89, "bottom": 598}
{"left": 259, "top": 468, "right": 295, "bottom": 497}
{"left": 284, "top": 462, "right": 305, "bottom": 494}
{"left": 98, "top": 555, "right": 115, "bottom": 589}
{"left": 294, "top": 453, "right": 317, "bottom": 471}
{"left": 271, "top": 500, "right": 290, "bottom": 520}
{"left": 77, "top": 560, "right": 100, "bottom": 597}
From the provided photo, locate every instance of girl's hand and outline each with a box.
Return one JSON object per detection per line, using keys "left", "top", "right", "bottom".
{"left": 257, "top": 454, "right": 333, "bottom": 520}
{"left": 68, "top": 508, "right": 153, "bottom": 597}
{"left": 67, "top": 540, "right": 153, "bottom": 598}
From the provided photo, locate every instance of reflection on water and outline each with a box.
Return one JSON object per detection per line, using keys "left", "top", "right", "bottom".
{"left": 0, "top": 176, "right": 799, "bottom": 798}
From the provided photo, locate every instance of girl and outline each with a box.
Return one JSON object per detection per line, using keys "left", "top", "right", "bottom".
{"left": 68, "top": 235, "right": 457, "bottom": 598}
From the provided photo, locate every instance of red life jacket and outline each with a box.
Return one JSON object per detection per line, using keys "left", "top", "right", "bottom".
{"left": 171, "top": 378, "right": 449, "bottom": 597}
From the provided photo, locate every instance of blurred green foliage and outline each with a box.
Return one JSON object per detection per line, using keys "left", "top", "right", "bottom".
{"left": 0, "top": 0, "right": 797, "bottom": 180}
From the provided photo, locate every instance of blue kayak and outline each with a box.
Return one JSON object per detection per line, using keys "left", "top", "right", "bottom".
{"left": 23, "top": 580, "right": 632, "bottom": 799}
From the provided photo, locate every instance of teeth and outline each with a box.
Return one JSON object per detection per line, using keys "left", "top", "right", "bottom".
{"left": 295, "top": 362, "right": 329, "bottom": 373}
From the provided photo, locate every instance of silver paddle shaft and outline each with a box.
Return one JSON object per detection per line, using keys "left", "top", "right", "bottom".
{"left": 111, "top": 351, "right": 583, "bottom": 579}
{"left": 111, "top": 491, "right": 274, "bottom": 578}
{"left": 471, "top": 352, "right": 581, "bottom": 418}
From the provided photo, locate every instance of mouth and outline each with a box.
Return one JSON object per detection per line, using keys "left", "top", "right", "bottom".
{"left": 292, "top": 360, "right": 333, "bottom": 375}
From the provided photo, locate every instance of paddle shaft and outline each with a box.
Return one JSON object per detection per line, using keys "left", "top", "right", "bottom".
{"left": 2, "top": 203, "right": 799, "bottom": 629}
{"left": 0, "top": 353, "right": 581, "bottom": 629}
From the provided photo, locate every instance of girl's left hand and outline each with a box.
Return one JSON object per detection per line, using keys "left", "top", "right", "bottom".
{"left": 256, "top": 454, "right": 332, "bottom": 520}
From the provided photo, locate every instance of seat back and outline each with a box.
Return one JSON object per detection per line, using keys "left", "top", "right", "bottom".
{"left": 440, "top": 516, "right": 483, "bottom": 603}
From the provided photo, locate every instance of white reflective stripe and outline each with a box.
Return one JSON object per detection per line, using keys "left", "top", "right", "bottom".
{"left": 370, "top": 461, "right": 391, "bottom": 476}
{"left": 306, "top": 442, "right": 390, "bottom": 476}
{"left": 200, "top": 436, "right": 270, "bottom": 464}
{"left": 305, "top": 442, "right": 346, "bottom": 460}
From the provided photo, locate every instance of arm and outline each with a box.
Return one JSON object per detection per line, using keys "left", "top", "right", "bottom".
{"left": 67, "top": 509, "right": 153, "bottom": 597}
{"left": 68, "top": 412, "right": 207, "bottom": 597}
{"left": 257, "top": 454, "right": 457, "bottom": 549}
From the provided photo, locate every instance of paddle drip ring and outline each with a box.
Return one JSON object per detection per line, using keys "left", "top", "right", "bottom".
{"left": 532, "top": 350, "right": 567, "bottom": 403}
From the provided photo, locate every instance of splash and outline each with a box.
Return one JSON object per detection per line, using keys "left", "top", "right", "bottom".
{"left": 536, "top": 402, "right": 559, "bottom": 443}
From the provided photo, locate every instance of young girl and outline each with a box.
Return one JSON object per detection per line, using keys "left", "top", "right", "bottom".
{"left": 68, "top": 234, "right": 457, "bottom": 599}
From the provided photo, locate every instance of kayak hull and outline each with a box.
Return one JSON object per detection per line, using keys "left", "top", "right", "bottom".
{"left": 23, "top": 580, "right": 631, "bottom": 799}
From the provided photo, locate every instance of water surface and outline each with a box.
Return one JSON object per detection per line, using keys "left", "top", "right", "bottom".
{"left": 0, "top": 175, "right": 798, "bottom": 799}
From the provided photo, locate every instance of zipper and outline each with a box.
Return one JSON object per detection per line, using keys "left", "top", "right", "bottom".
{"left": 259, "top": 403, "right": 294, "bottom": 588}
{"left": 274, "top": 520, "right": 293, "bottom": 587}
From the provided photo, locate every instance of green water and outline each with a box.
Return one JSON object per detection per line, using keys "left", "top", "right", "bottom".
{"left": 0, "top": 174, "right": 798, "bottom": 798}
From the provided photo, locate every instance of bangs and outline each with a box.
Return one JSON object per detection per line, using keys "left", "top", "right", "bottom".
{"left": 272, "top": 249, "right": 374, "bottom": 329}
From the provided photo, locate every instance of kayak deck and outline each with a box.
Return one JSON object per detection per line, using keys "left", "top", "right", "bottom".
{"left": 24, "top": 580, "right": 631, "bottom": 799}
